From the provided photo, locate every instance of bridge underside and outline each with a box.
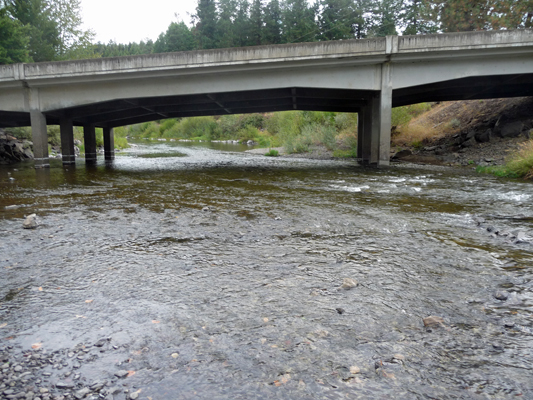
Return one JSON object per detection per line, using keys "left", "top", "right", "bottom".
{"left": 2, "top": 74, "right": 533, "bottom": 169}
{"left": 394, "top": 73, "right": 533, "bottom": 107}
{"left": 43, "top": 87, "right": 372, "bottom": 129}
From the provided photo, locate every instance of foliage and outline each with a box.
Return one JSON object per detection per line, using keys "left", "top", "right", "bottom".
{"left": 0, "top": 7, "right": 29, "bottom": 63}
{"left": 154, "top": 21, "right": 196, "bottom": 53}
{"left": 264, "top": 149, "right": 279, "bottom": 156}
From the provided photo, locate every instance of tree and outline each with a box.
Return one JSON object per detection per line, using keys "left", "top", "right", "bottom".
{"left": 402, "top": 0, "right": 438, "bottom": 34}
{"left": 318, "top": 0, "right": 359, "bottom": 41}
{"left": 281, "top": 0, "right": 318, "bottom": 43}
{"left": 216, "top": 0, "right": 238, "bottom": 48}
{"left": 49, "top": 0, "right": 95, "bottom": 59}
{"left": 0, "top": 7, "right": 29, "bottom": 64}
{"left": 193, "top": 0, "right": 217, "bottom": 49}
{"left": 5, "top": 0, "right": 60, "bottom": 62}
{"left": 234, "top": 0, "right": 252, "bottom": 46}
{"left": 263, "top": 0, "right": 282, "bottom": 44}
{"left": 366, "top": 0, "right": 401, "bottom": 36}
{"left": 249, "top": 0, "right": 264, "bottom": 45}
{"left": 154, "top": 21, "right": 196, "bottom": 53}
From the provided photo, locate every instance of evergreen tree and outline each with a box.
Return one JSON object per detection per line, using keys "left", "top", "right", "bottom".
{"left": 402, "top": 0, "right": 438, "bottom": 34}
{"left": 0, "top": 6, "right": 29, "bottom": 64}
{"left": 366, "top": 0, "right": 400, "bottom": 36}
{"left": 194, "top": 0, "right": 218, "bottom": 49}
{"left": 439, "top": 0, "right": 491, "bottom": 31}
{"left": 216, "top": 0, "right": 238, "bottom": 48}
{"left": 318, "top": 0, "right": 358, "bottom": 41}
{"left": 234, "top": 0, "right": 251, "bottom": 46}
{"left": 263, "top": 0, "right": 282, "bottom": 44}
{"left": 281, "top": 0, "right": 318, "bottom": 43}
{"left": 249, "top": 0, "right": 264, "bottom": 45}
{"left": 154, "top": 21, "right": 196, "bottom": 53}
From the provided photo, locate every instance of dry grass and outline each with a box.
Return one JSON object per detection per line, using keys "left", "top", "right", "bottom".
{"left": 391, "top": 103, "right": 459, "bottom": 147}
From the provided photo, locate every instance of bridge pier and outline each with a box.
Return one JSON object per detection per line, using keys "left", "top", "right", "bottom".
{"left": 103, "top": 127, "right": 114, "bottom": 161}
{"left": 60, "top": 118, "right": 76, "bottom": 165}
{"left": 83, "top": 125, "right": 97, "bottom": 164}
{"left": 357, "top": 63, "right": 393, "bottom": 167}
{"left": 30, "top": 110, "right": 50, "bottom": 168}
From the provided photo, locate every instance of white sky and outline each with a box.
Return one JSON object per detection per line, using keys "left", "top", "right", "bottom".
{"left": 81, "top": 0, "right": 198, "bottom": 44}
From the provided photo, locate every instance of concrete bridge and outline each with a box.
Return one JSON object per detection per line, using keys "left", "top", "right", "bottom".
{"left": 1, "top": 29, "right": 532, "bottom": 168}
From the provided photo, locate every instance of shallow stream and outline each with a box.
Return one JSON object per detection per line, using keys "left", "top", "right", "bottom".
{"left": 1, "top": 141, "right": 533, "bottom": 399}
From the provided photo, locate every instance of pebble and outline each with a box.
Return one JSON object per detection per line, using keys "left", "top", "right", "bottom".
{"left": 114, "top": 370, "right": 129, "bottom": 378}
{"left": 339, "top": 278, "right": 358, "bottom": 290}
{"left": 494, "top": 291, "right": 509, "bottom": 301}
{"left": 423, "top": 316, "right": 444, "bottom": 328}
{"left": 74, "top": 388, "right": 90, "bottom": 399}
{"left": 14, "top": 366, "right": 22, "bottom": 372}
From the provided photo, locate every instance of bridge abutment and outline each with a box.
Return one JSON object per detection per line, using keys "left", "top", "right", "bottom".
{"left": 60, "top": 119, "right": 76, "bottom": 165}
{"left": 103, "top": 127, "right": 114, "bottom": 161}
{"left": 83, "top": 125, "right": 97, "bottom": 164}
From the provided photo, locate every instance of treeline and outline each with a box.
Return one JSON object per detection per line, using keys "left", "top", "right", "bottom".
{"left": 2, "top": 0, "right": 532, "bottom": 64}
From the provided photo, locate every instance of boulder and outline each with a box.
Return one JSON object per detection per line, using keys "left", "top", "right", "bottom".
{"left": 500, "top": 121, "right": 524, "bottom": 138}
{"left": 475, "top": 129, "right": 492, "bottom": 143}
{"left": 392, "top": 149, "right": 412, "bottom": 159}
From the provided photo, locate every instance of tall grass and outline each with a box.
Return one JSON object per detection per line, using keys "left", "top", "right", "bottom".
{"left": 477, "top": 140, "right": 533, "bottom": 179}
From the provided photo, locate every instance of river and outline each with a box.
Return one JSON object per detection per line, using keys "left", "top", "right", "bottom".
{"left": 1, "top": 140, "right": 533, "bottom": 399}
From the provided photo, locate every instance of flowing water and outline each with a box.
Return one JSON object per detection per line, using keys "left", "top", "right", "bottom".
{"left": 1, "top": 141, "right": 533, "bottom": 399}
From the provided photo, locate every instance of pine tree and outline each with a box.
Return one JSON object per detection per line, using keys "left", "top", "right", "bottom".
{"left": 250, "top": 0, "right": 264, "bottom": 45}
{"left": 318, "top": 0, "right": 358, "bottom": 41}
{"left": 216, "top": 0, "right": 238, "bottom": 48}
{"left": 194, "top": 0, "right": 218, "bottom": 49}
{"left": 281, "top": 0, "right": 318, "bottom": 43}
{"left": 263, "top": 0, "right": 282, "bottom": 44}
{"left": 234, "top": 0, "right": 251, "bottom": 46}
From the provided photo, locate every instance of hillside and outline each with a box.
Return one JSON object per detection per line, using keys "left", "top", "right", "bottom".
{"left": 392, "top": 97, "right": 533, "bottom": 168}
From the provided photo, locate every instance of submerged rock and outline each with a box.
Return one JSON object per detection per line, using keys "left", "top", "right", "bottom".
{"left": 423, "top": 316, "right": 444, "bottom": 328}
{"left": 339, "top": 278, "right": 358, "bottom": 290}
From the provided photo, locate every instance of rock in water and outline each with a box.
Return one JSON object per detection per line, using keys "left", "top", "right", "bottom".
{"left": 494, "top": 291, "right": 509, "bottom": 301}
{"left": 22, "top": 214, "right": 38, "bottom": 229}
{"left": 339, "top": 278, "right": 358, "bottom": 290}
{"left": 423, "top": 316, "right": 444, "bottom": 328}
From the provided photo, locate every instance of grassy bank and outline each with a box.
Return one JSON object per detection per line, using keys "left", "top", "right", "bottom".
{"left": 476, "top": 139, "right": 533, "bottom": 179}
{"left": 126, "top": 111, "right": 361, "bottom": 156}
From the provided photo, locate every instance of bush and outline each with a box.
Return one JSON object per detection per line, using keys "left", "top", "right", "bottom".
{"left": 264, "top": 149, "right": 279, "bottom": 157}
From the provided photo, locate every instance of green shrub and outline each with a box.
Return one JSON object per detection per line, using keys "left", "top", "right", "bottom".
{"left": 333, "top": 149, "right": 357, "bottom": 158}
{"left": 264, "top": 149, "right": 279, "bottom": 157}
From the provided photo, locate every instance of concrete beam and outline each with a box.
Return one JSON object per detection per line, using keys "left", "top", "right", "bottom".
{"left": 83, "top": 125, "right": 97, "bottom": 164}
{"left": 103, "top": 127, "right": 114, "bottom": 161}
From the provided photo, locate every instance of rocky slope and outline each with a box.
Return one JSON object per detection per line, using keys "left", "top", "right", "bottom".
{"left": 393, "top": 97, "right": 533, "bottom": 167}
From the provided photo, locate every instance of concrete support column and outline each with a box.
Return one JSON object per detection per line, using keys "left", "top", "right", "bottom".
{"left": 30, "top": 110, "right": 50, "bottom": 168}
{"left": 357, "top": 97, "right": 378, "bottom": 165}
{"left": 83, "top": 125, "right": 97, "bottom": 164}
{"left": 60, "top": 118, "right": 76, "bottom": 165}
{"left": 378, "top": 62, "right": 393, "bottom": 166}
{"left": 27, "top": 87, "right": 49, "bottom": 168}
{"left": 357, "top": 111, "right": 363, "bottom": 164}
{"left": 103, "top": 127, "right": 114, "bottom": 161}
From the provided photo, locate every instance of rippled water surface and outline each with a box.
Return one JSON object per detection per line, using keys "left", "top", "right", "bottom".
{"left": 1, "top": 141, "right": 533, "bottom": 399}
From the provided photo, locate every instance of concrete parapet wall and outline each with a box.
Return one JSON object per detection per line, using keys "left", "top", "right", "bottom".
{"left": 21, "top": 38, "right": 386, "bottom": 79}
{"left": 398, "top": 30, "right": 533, "bottom": 52}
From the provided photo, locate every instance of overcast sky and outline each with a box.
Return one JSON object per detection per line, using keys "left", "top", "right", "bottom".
{"left": 81, "top": 0, "right": 198, "bottom": 44}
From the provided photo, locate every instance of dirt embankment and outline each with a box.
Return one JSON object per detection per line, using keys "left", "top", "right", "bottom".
{"left": 392, "top": 97, "right": 533, "bottom": 167}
